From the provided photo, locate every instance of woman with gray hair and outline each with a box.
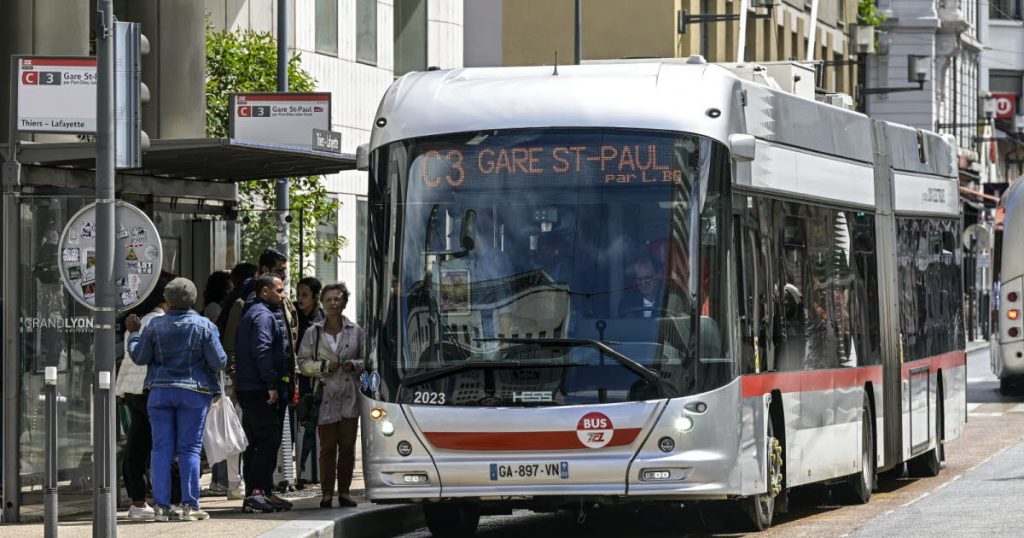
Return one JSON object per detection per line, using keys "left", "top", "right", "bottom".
{"left": 296, "top": 282, "right": 364, "bottom": 508}
{"left": 127, "top": 277, "right": 228, "bottom": 522}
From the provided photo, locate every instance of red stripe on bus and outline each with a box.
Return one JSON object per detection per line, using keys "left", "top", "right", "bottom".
{"left": 742, "top": 350, "right": 967, "bottom": 397}
{"left": 21, "top": 58, "right": 96, "bottom": 67}
{"left": 901, "top": 350, "right": 966, "bottom": 378}
{"left": 235, "top": 94, "right": 330, "bottom": 102}
{"left": 423, "top": 428, "right": 643, "bottom": 451}
{"left": 741, "top": 366, "right": 883, "bottom": 398}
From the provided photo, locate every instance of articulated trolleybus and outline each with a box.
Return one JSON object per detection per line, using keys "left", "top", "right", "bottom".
{"left": 357, "top": 58, "right": 967, "bottom": 534}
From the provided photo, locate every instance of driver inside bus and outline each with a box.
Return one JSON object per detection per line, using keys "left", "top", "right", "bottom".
{"left": 619, "top": 255, "right": 665, "bottom": 318}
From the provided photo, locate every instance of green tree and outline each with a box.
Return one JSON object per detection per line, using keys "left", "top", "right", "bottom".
{"left": 858, "top": 0, "right": 886, "bottom": 27}
{"left": 205, "top": 26, "right": 345, "bottom": 280}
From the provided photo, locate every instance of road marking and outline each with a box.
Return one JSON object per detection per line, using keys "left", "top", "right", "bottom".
{"left": 967, "top": 403, "right": 982, "bottom": 413}
{"left": 1009, "top": 404, "right": 1024, "bottom": 413}
{"left": 967, "top": 377, "right": 993, "bottom": 383}
{"left": 898, "top": 442, "right": 1020, "bottom": 510}
{"left": 970, "top": 412, "right": 1004, "bottom": 417}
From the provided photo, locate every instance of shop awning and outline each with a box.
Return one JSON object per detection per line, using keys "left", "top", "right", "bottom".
{"left": 3, "top": 137, "right": 357, "bottom": 182}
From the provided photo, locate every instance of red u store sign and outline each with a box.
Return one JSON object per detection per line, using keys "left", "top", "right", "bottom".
{"left": 992, "top": 93, "right": 1017, "bottom": 120}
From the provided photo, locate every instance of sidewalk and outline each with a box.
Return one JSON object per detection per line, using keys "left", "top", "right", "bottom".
{"left": 1, "top": 434, "right": 426, "bottom": 538}
{"left": 0, "top": 493, "right": 425, "bottom": 538}
{"left": 968, "top": 338, "right": 990, "bottom": 353}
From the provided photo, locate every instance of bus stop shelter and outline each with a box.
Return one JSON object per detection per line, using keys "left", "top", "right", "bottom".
{"left": 1, "top": 137, "right": 356, "bottom": 521}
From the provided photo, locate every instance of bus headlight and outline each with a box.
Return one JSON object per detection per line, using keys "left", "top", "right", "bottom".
{"left": 674, "top": 415, "right": 694, "bottom": 433}
{"left": 380, "top": 419, "right": 396, "bottom": 436}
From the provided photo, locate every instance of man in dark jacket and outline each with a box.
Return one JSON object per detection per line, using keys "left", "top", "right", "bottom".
{"left": 234, "top": 273, "right": 294, "bottom": 514}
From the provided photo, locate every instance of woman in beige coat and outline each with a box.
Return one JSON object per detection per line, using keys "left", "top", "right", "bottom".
{"left": 296, "top": 282, "right": 364, "bottom": 508}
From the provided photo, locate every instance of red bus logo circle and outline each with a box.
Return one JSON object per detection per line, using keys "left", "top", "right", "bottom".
{"left": 577, "top": 412, "right": 614, "bottom": 449}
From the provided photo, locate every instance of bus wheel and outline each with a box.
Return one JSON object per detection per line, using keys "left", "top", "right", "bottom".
{"left": 423, "top": 502, "right": 481, "bottom": 537}
{"left": 743, "top": 419, "right": 782, "bottom": 531}
{"left": 907, "top": 396, "right": 943, "bottom": 478}
{"left": 841, "top": 399, "right": 874, "bottom": 504}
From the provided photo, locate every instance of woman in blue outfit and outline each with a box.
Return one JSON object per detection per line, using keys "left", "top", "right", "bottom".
{"left": 127, "top": 277, "right": 228, "bottom": 522}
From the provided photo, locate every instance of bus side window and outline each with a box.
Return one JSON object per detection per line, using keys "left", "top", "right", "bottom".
{"left": 734, "top": 195, "right": 777, "bottom": 374}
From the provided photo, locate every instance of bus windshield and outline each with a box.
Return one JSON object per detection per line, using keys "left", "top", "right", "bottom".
{"left": 371, "top": 128, "right": 734, "bottom": 406}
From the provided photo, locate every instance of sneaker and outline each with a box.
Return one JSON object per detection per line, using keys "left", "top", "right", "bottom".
{"left": 266, "top": 495, "right": 293, "bottom": 512}
{"left": 128, "top": 503, "right": 155, "bottom": 521}
{"left": 227, "top": 487, "right": 245, "bottom": 501}
{"left": 207, "top": 483, "right": 228, "bottom": 496}
{"left": 180, "top": 505, "right": 210, "bottom": 521}
{"left": 153, "top": 505, "right": 181, "bottom": 522}
{"left": 336, "top": 494, "right": 357, "bottom": 508}
{"left": 242, "top": 494, "right": 275, "bottom": 514}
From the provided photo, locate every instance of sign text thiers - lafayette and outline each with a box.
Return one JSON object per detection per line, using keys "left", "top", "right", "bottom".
{"left": 419, "top": 144, "right": 686, "bottom": 188}
{"left": 17, "top": 57, "right": 97, "bottom": 133}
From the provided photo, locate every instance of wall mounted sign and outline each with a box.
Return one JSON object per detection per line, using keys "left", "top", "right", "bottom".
{"left": 16, "top": 56, "right": 97, "bottom": 133}
{"left": 57, "top": 201, "right": 162, "bottom": 311}
{"left": 992, "top": 93, "right": 1017, "bottom": 120}
{"left": 312, "top": 128, "right": 342, "bottom": 153}
{"left": 229, "top": 92, "right": 331, "bottom": 149}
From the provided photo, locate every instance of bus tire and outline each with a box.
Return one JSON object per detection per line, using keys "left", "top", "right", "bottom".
{"left": 841, "top": 399, "right": 874, "bottom": 504}
{"left": 907, "top": 394, "right": 943, "bottom": 478}
{"left": 423, "top": 502, "right": 481, "bottom": 537}
{"left": 743, "top": 415, "right": 782, "bottom": 531}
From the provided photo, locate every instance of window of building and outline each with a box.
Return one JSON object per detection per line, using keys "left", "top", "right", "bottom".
{"left": 991, "top": 0, "right": 1022, "bottom": 20}
{"left": 316, "top": 0, "right": 339, "bottom": 56}
{"left": 394, "top": 0, "right": 427, "bottom": 75}
{"left": 356, "top": 0, "right": 378, "bottom": 65}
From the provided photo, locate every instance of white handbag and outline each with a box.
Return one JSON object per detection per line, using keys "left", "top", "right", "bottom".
{"left": 203, "top": 371, "right": 248, "bottom": 465}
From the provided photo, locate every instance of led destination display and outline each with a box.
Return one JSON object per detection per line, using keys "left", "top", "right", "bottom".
{"left": 417, "top": 140, "right": 689, "bottom": 189}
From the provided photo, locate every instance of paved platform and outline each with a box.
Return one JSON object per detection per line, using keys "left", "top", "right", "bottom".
{"left": 0, "top": 494, "right": 425, "bottom": 538}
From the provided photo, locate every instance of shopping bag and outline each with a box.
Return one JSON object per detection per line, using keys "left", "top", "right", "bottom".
{"left": 203, "top": 371, "right": 248, "bottom": 464}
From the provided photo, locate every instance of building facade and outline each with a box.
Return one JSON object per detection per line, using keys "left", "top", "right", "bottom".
{"left": 208, "top": 0, "right": 464, "bottom": 321}
{"left": 865, "top": 0, "right": 989, "bottom": 183}
{"left": 465, "top": 0, "right": 861, "bottom": 96}
{"left": 982, "top": 0, "right": 1024, "bottom": 187}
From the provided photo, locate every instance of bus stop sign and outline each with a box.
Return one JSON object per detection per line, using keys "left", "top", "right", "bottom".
{"left": 57, "top": 201, "right": 162, "bottom": 311}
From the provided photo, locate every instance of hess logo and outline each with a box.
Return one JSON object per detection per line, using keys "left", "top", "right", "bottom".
{"left": 576, "top": 412, "right": 614, "bottom": 449}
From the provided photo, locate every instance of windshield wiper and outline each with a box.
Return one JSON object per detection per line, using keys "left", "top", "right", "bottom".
{"left": 401, "top": 360, "right": 522, "bottom": 387}
{"left": 401, "top": 358, "right": 585, "bottom": 387}
{"left": 475, "top": 337, "right": 661, "bottom": 384}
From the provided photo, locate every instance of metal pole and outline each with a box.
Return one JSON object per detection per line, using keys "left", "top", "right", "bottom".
{"left": 736, "top": 0, "right": 749, "bottom": 63}
{"left": 44, "top": 368, "right": 58, "bottom": 538}
{"left": 276, "top": 0, "right": 290, "bottom": 258}
{"left": 574, "top": 0, "right": 582, "bottom": 65}
{"left": 3, "top": 55, "right": 24, "bottom": 526}
{"left": 94, "top": 1, "right": 118, "bottom": 535}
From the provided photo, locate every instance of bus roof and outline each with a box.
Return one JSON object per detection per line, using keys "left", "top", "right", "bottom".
{"left": 369, "top": 61, "right": 955, "bottom": 180}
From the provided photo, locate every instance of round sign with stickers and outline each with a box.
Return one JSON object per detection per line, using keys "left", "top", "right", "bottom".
{"left": 576, "top": 412, "right": 614, "bottom": 449}
{"left": 57, "top": 201, "right": 162, "bottom": 311}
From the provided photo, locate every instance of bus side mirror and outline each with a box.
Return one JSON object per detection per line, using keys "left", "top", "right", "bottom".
{"left": 729, "top": 134, "right": 756, "bottom": 162}
{"left": 356, "top": 143, "right": 370, "bottom": 171}
{"left": 461, "top": 209, "right": 477, "bottom": 251}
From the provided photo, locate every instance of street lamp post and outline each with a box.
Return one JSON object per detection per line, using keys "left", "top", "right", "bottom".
{"left": 276, "top": 0, "right": 290, "bottom": 257}
{"left": 94, "top": 1, "right": 119, "bottom": 536}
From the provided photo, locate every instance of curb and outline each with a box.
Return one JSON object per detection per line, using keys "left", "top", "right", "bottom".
{"left": 255, "top": 503, "right": 425, "bottom": 538}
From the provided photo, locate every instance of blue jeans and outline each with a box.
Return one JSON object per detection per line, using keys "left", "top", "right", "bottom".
{"left": 148, "top": 387, "right": 212, "bottom": 509}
